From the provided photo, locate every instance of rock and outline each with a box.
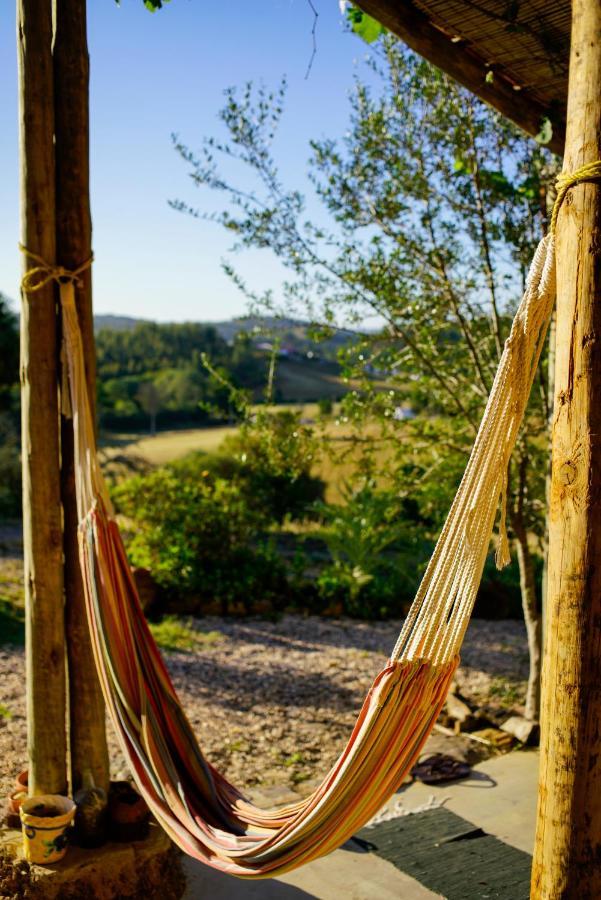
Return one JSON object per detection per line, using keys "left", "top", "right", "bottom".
{"left": 501, "top": 715, "right": 540, "bottom": 745}
{"left": 445, "top": 693, "right": 479, "bottom": 733}
{"left": 247, "top": 784, "right": 300, "bottom": 808}
{"left": 470, "top": 727, "right": 515, "bottom": 750}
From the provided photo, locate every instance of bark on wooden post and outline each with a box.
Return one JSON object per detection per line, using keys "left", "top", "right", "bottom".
{"left": 53, "top": 0, "right": 110, "bottom": 793}
{"left": 532, "top": 1, "right": 601, "bottom": 896}
{"left": 17, "top": 0, "right": 67, "bottom": 796}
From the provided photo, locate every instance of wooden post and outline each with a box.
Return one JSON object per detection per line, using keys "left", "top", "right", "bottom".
{"left": 532, "top": 1, "right": 601, "bottom": 896}
{"left": 53, "top": 0, "right": 110, "bottom": 793}
{"left": 17, "top": 0, "right": 67, "bottom": 796}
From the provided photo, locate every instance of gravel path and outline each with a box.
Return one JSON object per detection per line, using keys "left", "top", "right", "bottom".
{"left": 0, "top": 613, "right": 529, "bottom": 805}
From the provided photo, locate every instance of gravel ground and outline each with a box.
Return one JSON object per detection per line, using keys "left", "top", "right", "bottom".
{"left": 0, "top": 610, "right": 529, "bottom": 805}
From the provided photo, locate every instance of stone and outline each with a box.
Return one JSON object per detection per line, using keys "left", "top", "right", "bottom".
{"left": 500, "top": 716, "right": 540, "bottom": 746}
{"left": 0, "top": 822, "right": 184, "bottom": 899}
{"left": 247, "top": 784, "right": 300, "bottom": 808}
{"left": 445, "top": 693, "right": 479, "bottom": 733}
{"left": 470, "top": 728, "right": 515, "bottom": 750}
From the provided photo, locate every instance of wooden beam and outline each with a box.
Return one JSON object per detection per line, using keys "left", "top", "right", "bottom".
{"left": 355, "top": 0, "right": 566, "bottom": 156}
{"left": 532, "top": 0, "right": 601, "bottom": 895}
{"left": 53, "top": 0, "right": 110, "bottom": 793}
{"left": 17, "top": 0, "right": 67, "bottom": 796}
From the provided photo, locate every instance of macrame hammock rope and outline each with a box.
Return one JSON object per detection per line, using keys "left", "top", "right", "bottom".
{"left": 20, "top": 163, "right": 600, "bottom": 878}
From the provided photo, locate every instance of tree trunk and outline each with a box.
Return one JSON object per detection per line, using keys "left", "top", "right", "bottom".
{"left": 512, "top": 518, "right": 541, "bottom": 722}
{"left": 53, "top": 0, "right": 110, "bottom": 793}
{"left": 17, "top": 0, "right": 67, "bottom": 796}
{"left": 532, "top": 1, "right": 601, "bottom": 895}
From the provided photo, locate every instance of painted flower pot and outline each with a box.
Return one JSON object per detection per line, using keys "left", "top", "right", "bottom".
{"left": 20, "top": 794, "right": 76, "bottom": 864}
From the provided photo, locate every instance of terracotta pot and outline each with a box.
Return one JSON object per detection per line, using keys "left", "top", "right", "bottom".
{"left": 108, "top": 781, "right": 149, "bottom": 842}
{"left": 8, "top": 789, "right": 27, "bottom": 816}
{"left": 20, "top": 794, "right": 76, "bottom": 865}
{"left": 5, "top": 789, "right": 27, "bottom": 829}
{"left": 14, "top": 769, "right": 28, "bottom": 793}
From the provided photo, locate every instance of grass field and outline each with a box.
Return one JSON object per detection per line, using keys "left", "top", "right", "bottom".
{"left": 102, "top": 406, "right": 396, "bottom": 503}
{"left": 101, "top": 425, "right": 239, "bottom": 467}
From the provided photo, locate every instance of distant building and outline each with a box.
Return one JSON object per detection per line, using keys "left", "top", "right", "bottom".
{"left": 393, "top": 406, "right": 416, "bottom": 421}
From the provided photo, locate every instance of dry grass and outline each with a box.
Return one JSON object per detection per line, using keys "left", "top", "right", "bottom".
{"left": 101, "top": 411, "right": 396, "bottom": 504}
{"left": 101, "top": 426, "right": 238, "bottom": 467}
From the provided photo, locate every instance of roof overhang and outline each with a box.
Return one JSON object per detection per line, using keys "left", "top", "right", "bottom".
{"left": 356, "top": 0, "right": 568, "bottom": 156}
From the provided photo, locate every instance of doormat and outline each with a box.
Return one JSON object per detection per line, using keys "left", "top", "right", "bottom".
{"left": 355, "top": 807, "right": 531, "bottom": 899}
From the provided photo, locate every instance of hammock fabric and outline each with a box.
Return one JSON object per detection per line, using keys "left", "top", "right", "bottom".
{"left": 23, "top": 212, "right": 557, "bottom": 876}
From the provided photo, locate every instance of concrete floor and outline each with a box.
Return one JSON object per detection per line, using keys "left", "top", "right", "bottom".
{"left": 182, "top": 750, "right": 539, "bottom": 899}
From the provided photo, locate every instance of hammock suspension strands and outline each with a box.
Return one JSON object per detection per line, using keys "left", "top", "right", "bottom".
{"left": 18, "top": 165, "right": 600, "bottom": 877}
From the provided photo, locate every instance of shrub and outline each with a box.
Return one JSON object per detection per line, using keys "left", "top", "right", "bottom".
{"left": 112, "top": 467, "right": 287, "bottom": 614}
{"left": 175, "top": 409, "right": 325, "bottom": 524}
{"left": 315, "top": 483, "right": 429, "bottom": 618}
{"left": 317, "top": 397, "right": 333, "bottom": 418}
{"left": 148, "top": 616, "right": 223, "bottom": 652}
{"left": 0, "top": 414, "right": 21, "bottom": 519}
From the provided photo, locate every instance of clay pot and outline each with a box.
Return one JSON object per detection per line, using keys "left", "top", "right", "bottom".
{"left": 108, "top": 781, "right": 149, "bottom": 842}
{"left": 5, "top": 789, "right": 27, "bottom": 829}
{"left": 14, "top": 770, "right": 28, "bottom": 793}
{"left": 20, "top": 794, "right": 76, "bottom": 864}
{"left": 8, "top": 789, "right": 27, "bottom": 816}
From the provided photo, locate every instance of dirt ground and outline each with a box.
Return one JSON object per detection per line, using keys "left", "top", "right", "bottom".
{"left": 0, "top": 595, "right": 529, "bottom": 804}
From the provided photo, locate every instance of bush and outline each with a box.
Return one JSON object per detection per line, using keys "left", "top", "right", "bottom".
{"left": 317, "top": 397, "right": 333, "bottom": 417}
{"left": 112, "top": 466, "right": 288, "bottom": 614}
{"left": 315, "top": 483, "right": 430, "bottom": 618}
{"left": 0, "top": 415, "right": 21, "bottom": 519}
{"left": 175, "top": 410, "right": 325, "bottom": 524}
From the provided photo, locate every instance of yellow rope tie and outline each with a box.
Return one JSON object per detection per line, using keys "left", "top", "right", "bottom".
{"left": 550, "top": 160, "right": 601, "bottom": 234}
{"left": 19, "top": 245, "right": 93, "bottom": 419}
{"left": 19, "top": 243, "right": 93, "bottom": 293}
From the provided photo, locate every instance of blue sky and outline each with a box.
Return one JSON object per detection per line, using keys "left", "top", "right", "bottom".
{"left": 0, "top": 1, "right": 372, "bottom": 322}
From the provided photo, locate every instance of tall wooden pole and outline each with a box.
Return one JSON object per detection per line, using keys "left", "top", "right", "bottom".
{"left": 54, "top": 0, "right": 110, "bottom": 793}
{"left": 532, "top": 1, "right": 601, "bottom": 896}
{"left": 17, "top": 0, "right": 67, "bottom": 796}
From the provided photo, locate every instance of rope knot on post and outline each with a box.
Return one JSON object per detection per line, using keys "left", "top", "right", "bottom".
{"left": 550, "top": 161, "right": 601, "bottom": 234}
{"left": 19, "top": 244, "right": 93, "bottom": 293}
{"left": 19, "top": 244, "right": 93, "bottom": 418}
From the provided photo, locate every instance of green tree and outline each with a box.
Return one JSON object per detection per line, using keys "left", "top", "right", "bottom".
{"left": 173, "top": 40, "right": 554, "bottom": 719}
{"left": 0, "top": 295, "right": 19, "bottom": 411}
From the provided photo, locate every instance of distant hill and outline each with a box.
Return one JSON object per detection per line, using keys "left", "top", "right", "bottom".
{"left": 94, "top": 314, "right": 357, "bottom": 360}
{"left": 94, "top": 314, "right": 150, "bottom": 332}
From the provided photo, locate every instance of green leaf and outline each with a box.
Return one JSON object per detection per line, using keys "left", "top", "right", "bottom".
{"left": 346, "top": 6, "right": 386, "bottom": 44}
{"left": 485, "top": 70, "right": 494, "bottom": 84}
{"left": 535, "top": 116, "right": 553, "bottom": 146}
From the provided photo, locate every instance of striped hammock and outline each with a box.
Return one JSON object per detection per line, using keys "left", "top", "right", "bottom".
{"left": 53, "top": 232, "right": 555, "bottom": 877}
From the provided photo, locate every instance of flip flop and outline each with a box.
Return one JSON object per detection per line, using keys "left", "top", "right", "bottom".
{"left": 411, "top": 753, "right": 471, "bottom": 784}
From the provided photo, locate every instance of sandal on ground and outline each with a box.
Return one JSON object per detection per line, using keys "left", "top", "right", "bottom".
{"left": 410, "top": 753, "right": 471, "bottom": 784}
